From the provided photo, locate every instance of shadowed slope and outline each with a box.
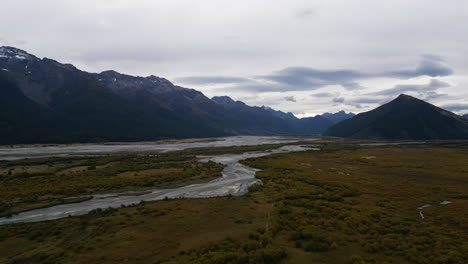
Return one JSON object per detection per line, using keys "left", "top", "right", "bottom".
{"left": 324, "top": 94, "right": 468, "bottom": 139}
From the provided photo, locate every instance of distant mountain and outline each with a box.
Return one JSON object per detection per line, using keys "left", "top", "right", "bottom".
{"left": 211, "top": 96, "right": 298, "bottom": 135}
{"left": 324, "top": 94, "right": 468, "bottom": 140}
{"left": 297, "top": 115, "right": 335, "bottom": 135}
{"left": 462, "top": 114, "right": 468, "bottom": 119}
{"left": 294, "top": 111, "right": 354, "bottom": 134}
{"left": 211, "top": 96, "right": 344, "bottom": 135}
{"left": 321, "top": 111, "right": 355, "bottom": 124}
{"left": 0, "top": 46, "right": 341, "bottom": 144}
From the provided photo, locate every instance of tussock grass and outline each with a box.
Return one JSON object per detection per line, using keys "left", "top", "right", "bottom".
{"left": 0, "top": 142, "right": 467, "bottom": 264}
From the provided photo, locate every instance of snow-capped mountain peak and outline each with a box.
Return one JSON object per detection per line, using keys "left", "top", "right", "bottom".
{"left": 0, "top": 46, "right": 38, "bottom": 61}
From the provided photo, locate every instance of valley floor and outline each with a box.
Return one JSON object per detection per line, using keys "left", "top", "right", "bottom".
{"left": 0, "top": 141, "right": 467, "bottom": 264}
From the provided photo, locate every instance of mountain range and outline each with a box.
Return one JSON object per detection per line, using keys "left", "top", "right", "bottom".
{"left": 0, "top": 46, "right": 353, "bottom": 144}
{"left": 324, "top": 94, "right": 468, "bottom": 140}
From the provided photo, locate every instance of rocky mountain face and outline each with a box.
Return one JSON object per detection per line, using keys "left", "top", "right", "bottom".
{"left": 211, "top": 96, "right": 296, "bottom": 135}
{"left": 0, "top": 46, "right": 353, "bottom": 144}
{"left": 0, "top": 46, "right": 227, "bottom": 144}
{"left": 321, "top": 111, "right": 355, "bottom": 124}
{"left": 324, "top": 94, "right": 468, "bottom": 140}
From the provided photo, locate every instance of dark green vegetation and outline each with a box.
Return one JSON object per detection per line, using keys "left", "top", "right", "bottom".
{"left": 0, "top": 142, "right": 467, "bottom": 264}
{"left": 0, "top": 153, "right": 224, "bottom": 217}
{"left": 325, "top": 94, "right": 468, "bottom": 140}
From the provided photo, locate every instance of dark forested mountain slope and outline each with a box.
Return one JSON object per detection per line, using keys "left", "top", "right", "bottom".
{"left": 0, "top": 46, "right": 350, "bottom": 144}
{"left": 324, "top": 94, "right": 468, "bottom": 140}
{"left": 0, "top": 47, "right": 226, "bottom": 144}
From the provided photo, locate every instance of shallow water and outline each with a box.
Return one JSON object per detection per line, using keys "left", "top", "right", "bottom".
{"left": 417, "top": 204, "right": 431, "bottom": 219}
{"left": 0, "top": 144, "right": 318, "bottom": 225}
{"left": 0, "top": 136, "right": 312, "bottom": 161}
{"left": 417, "top": 204, "right": 431, "bottom": 210}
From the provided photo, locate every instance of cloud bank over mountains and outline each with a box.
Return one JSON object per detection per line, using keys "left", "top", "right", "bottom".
{"left": 1, "top": 0, "right": 467, "bottom": 116}
{"left": 177, "top": 55, "right": 453, "bottom": 92}
{"left": 176, "top": 55, "right": 461, "bottom": 115}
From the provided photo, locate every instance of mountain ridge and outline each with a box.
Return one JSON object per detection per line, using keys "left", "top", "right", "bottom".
{"left": 324, "top": 94, "right": 468, "bottom": 139}
{"left": 0, "top": 46, "right": 354, "bottom": 144}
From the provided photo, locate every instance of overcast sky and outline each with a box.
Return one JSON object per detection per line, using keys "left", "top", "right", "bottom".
{"left": 1, "top": 0, "right": 467, "bottom": 116}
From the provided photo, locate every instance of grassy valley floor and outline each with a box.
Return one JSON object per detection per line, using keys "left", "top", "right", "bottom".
{"left": 0, "top": 141, "right": 467, "bottom": 264}
{"left": 0, "top": 153, "right": 224, "bottom": 217}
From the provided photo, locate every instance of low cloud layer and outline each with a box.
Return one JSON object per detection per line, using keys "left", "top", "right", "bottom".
{"left": 310, "top": 92, "right": 335, "bottom": 98}
{"left": 177, "top": 55, "right": 453, "bottom": 93}
{"left": 173, "top": 52, "right": 464, "bottom": 116}
{"left": 386, "top": 55, "right": 454, "bottom": 79}
{"left": 442, "top": 103, "right": 468, "bottom": 112}
{"left": 332, "top": 97, "right": 345, "bottom": 103}
{"left": 284, "top": 96, "right": 297, "bottom": 102}
{"left": 175, "top": 76, "right": 250, "bottom": 85}
{"left": 371, "top": 79, "right": 450, "bottom": 96}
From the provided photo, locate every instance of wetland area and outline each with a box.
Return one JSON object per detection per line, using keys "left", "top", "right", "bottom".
{"left": 0, "top": 137, "right": 466, "bottom": 264}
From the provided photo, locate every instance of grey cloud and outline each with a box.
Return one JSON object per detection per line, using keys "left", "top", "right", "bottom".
{"left": 386, "top": 56, "right": 453, "bottom": 78}
{"left": 175, "top": 76, "right": 250, "bottom": 85}
{"left": 0, "top": 37, "right": 10, "bottom": 45}
{"left": 176, "top": 55, "right": 454, "bottom": 93}
{"left": 226, "top": 79, "right": 327, "bottom": 93}
{"left": 258, "top": 67, "right": 367, "bottom": 88}
{"left": 441, "top": 103, "right": 468, "bottom": 112}
{"left": 284, "top": 96, "right": 297, "bottom": 102}
{"left": 310, "top": 92, "right": 334, "bottom": 98}
{"left": 0, "top": 37, "right": 26, "bottom": 47}
{"left": 421, "top": 54, "right": 445, "bottom": 62}
{"left": 295, "top": 8, "right": 317, "bottom": 18}
{"left": 227, "top": 82, "right": 290, "bottom": 92}
{"left": 80, "top": 47, "right": 174, "bottom": 63}
{"left": 341, "top": 82, "right": 364, "bottom": 90}
{"left": 419, "top": 91, "right": 448, "bottom": 101}
{"left": 76, "top": 38, "right": 272, "bottom": 66}
{"left": 333, "top": 97, "right": 345, "bottom": 103}
{"left": 236, "top": 55, "right": 454, "bottom": 92}
{"left": 372, "top": 79, "right": 450, "bottom": 96}
{"left": 349, "top": 97, "right": 390, "bottom": 104}
{"left": 343, "top": 101, "right": 368, "bottom": 109}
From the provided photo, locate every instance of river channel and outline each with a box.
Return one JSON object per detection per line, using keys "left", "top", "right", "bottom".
{"left": 0, "top": 137, "right": 317, "bottom": 224}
